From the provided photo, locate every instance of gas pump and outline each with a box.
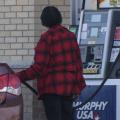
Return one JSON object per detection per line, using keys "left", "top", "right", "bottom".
{"left": 77, "top": 10, "right": 113, "bottom": 79}
{"left": 0, "top": 63, "right": 23, "bottom": 120}
{"left": 73, "top": 9, "right": 120, "bottom": 120}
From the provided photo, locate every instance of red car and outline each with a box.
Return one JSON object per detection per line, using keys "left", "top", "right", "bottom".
{"left": 0, "top": 63, "right": 23, "bottom": 120}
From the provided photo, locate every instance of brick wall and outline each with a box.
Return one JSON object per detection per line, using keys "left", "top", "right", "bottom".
{"left": 0, "top": 0, "right": 70, "bottom": 120}
{"left": 0, "top": 0, "right": 35, "bottom": 66}
{"left": 0, "top": 0, "right": 35, "bottom": 120}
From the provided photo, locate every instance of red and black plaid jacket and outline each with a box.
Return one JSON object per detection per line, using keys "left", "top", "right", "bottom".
{"left": 17, "top": 25, "right": 86, "bottom": 98}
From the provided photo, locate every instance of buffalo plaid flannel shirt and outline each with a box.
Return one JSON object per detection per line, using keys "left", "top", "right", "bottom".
{"left": 17, "top": 25, "right": 86, "bottom": 97}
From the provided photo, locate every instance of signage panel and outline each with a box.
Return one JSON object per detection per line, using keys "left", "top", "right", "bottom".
{"left": 73, "top": 85, "right": 116, "bottom": 120}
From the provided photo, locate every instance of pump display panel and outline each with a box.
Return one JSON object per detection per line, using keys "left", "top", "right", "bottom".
{"left": 77, "top": 10, "right": 112, "bottom": 79}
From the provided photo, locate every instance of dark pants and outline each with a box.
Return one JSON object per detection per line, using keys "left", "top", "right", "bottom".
{"left": 42, "top": 94, "right": 73, "bottom": 120}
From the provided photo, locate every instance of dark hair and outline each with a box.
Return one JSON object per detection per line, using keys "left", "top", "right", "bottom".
{"left": 40, "top": 6, "right": 62, "bottom": 28}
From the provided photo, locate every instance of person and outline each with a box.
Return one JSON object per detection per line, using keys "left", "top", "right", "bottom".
{"left": 16, "top": 6, "right": 86, "bottom": 120}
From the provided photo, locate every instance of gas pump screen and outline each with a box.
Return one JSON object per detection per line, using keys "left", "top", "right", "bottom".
{"left": 91, "top": 15, "right": 101, "bottom": 22}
